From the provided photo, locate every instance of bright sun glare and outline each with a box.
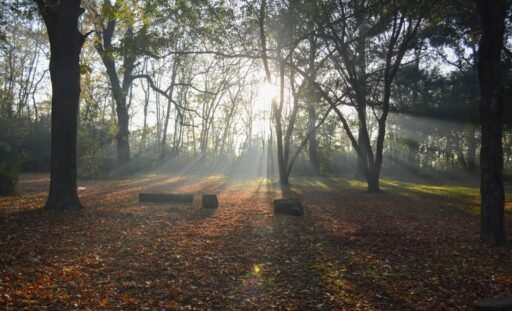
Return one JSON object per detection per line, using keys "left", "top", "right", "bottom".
{"left": 254, "top": 82, "right": 279, "bottom": 113}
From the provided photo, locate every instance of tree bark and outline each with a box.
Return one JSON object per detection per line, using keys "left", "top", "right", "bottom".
{"left": 160, "top": 61, "right": 178, "bottom": 158}
{"left": 467, "top": 51, "right": 480, "bottom": 172}
{"left": 307, "top": 34, "right": 319, "bottom": 172}
{"left": 36, "top": 0, "right": 84, "bottom": 210}
{"left": 355, "top": 127, "right": 368, "bottom": 178}
{"left": 273, "top": 96, "right": 287, "bottom": 184}
{"left": 115, "top": 95, "right": 131, "bottom": 165}
{"left": 354, "top": 3, "right": 368, "bottom": 179}
{"left": 139, "top": 70, "right": 150, "bottom": 154}
{"left": 307, "top": 104, "right": 319, "bottom": 171}
{"left": 94, "top": 8, "right": 134, "bottom": 166}
{"left": 259, "top": 0, "right": 286, "bottom": 184}
{"left": 475, "top": 0, "right": 507, "bottom": 245}
{"left": 367, "top": 168, "right": 380, "bottom": 193}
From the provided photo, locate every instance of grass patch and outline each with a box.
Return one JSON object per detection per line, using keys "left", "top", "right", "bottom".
{"left": 291, "top": 176, "right": 512, "bottom": 216}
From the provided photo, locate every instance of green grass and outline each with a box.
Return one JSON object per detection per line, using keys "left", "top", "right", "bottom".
{"left": 293, "top": 176, "right": 479, "bottom": 200}
{"left": 378, "top": 179, "right": 480, "bottom": 201}
{"left": 289, "top": 176, "right": 512, "bottom": 216}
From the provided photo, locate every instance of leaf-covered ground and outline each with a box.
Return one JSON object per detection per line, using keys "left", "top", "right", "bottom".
{"left": 0, "top": 174, "right": 511, "bottom": 310}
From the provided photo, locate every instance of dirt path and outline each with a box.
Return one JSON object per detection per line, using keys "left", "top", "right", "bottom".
{"left": 0, "top": 174, "right": 511, "bottom": 310}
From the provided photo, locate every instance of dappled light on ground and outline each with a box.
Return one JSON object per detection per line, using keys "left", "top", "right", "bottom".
{"left": 0, "top": 174, "right": 511, "bottom": 309}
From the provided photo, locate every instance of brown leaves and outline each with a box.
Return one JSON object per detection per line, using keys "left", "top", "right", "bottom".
{"left": 0, "top": 174, "right": 511, "bottom": 310}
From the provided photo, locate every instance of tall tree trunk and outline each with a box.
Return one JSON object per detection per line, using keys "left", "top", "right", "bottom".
{"left": 412, "top": 47, "right": 421, "bottom": 106}
{"left": 366, "top": 168, "right": 380, "bottom": 193}
{"left": 307, "top": 34, "right": 319, "bottom": 172}
{"left": 274, "top": 104, "right": 288, "bottom": 184}
{"left": 307, "top": 104, "right": 319, "bottom": 171}
{"left": 355, "top": 127, "right": 368, "bottom": 178}
{"left": 284, "top": 73, "right": 302, "bottom": 181}
{"left": 475, "top": 0, "right": 507, "bottom": 245}
{"left": 160, "top": 61, "right": 178, "bottom": 158}
{"left": 467, "top": 49, "right": 480, "bottom": 172}
{"left": 94, "top": 10, "right": 134, "bottom": 166}
{"left": 274, "top": 57, "right": 288, "bottom": 185}
{"left": 36, "top": 0, "right": 84, "bottom": 210}
{"left": 354, "top": 3, "right": 368, "bottom": 179}
{"left": 96, "top": 57, "right": 132, "bottom": 165}
{"left": 259, "top": 0, "right": 290, "bottom": 184}
{"left": 139, "top": 77, "right": 150, "bottom": 154}
{"left": 115, "top": 96, "right": 130, "bottom": 165}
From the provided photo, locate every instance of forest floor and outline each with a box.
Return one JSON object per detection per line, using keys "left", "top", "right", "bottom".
{"left": 0, "top": 173, "right": 512, "bottom": 310}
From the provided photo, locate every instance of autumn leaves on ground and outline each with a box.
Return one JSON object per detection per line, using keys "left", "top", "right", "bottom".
{"left": 0, "top": 174, "right": 511, "bottom": 310}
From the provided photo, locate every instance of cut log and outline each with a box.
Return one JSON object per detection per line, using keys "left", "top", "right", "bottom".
{"left": 475, "top": 297, "right": 512, "bottom": 311}
{"left": 139, "top": 193, "right": 193, "bottom": 203}
{"left": 274, "top": 199, "right": 304, "bottom": 216}
{"left": 202, "top": 194, "right": 218, "bottom": 208}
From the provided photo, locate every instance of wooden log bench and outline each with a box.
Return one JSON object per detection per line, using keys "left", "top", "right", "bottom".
{"left": 475, "top": 297, "right": 512, "bottom": 311}
{"left": 139, "top": 193, "right": 194, "bottom": 204}
{"left": 274, "top": 199, "right": 304, "bottom": 216}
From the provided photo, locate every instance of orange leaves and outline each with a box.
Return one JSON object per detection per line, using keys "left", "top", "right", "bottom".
{"left": 0, "top": 174, "right": 512, "bottom": 309}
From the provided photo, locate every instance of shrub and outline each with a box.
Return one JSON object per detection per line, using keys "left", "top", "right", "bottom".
{"left": 0, "top": 164, "right": 19, "bottom": 195}
{"left": 0, "top": 141, "right": 21, "bottom": 195}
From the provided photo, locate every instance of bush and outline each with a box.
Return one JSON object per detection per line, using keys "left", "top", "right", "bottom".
{"left": 0, "top": 141, "right": 21, "bottom": 195}
{"left": 77, "top": 124, "right": 115, "bottom": 178}
{"left": 21, "top": 118, "right": 51, "bottom": 172}
{"left": 0, "top": 164, "right": 19, "bottom": 195}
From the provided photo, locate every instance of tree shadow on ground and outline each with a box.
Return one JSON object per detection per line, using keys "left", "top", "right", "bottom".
{"left": 2, "top": 174, "right": 512, "bottom": 309}
{"left": 289, "top": 177, "right": 512, "bottom": 308}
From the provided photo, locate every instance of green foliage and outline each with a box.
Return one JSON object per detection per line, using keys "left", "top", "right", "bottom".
{"left": 80, "top": 64, "right": 92, "bottom": 75}
{"left": 0, "top": 141, "right": 21, "bottom": 196}
{"left": 0, "top": 115, "right": 24, "bottom": 195}
{"left": 0, "top": 162, "right": 20, "bottom": 196}
{"left": 20, "top": 118, "right": 51, "bottom": 171}
{"left": 77, "top": 124, "right": 114, "bottom": 179}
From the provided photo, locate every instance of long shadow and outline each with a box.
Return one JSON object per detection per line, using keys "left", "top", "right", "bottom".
{"left": 3, "top": 175, "right": 510, "bottom": 309}
{"left": 289, "top": 177, "right": 512, "bottom": 308}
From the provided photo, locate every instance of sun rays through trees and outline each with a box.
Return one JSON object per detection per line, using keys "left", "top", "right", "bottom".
{"left": 0, "top": 0, "right": 512, "bottom": 308}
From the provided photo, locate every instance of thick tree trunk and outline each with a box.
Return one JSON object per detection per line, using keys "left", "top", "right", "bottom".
{"left": 366, "top": 168, "right": 380, "bottom": 193}
{"left": 355, "top": 127, "right": 367, "bottom": 178}
{"left": 37, "top": 0, "right": 84, "bottom": 210}
{"left": 476, "top": 0, "right": 507, "bottom": 245}
{"left": 115, "top": 99, "right": 130, "bottom": 165}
